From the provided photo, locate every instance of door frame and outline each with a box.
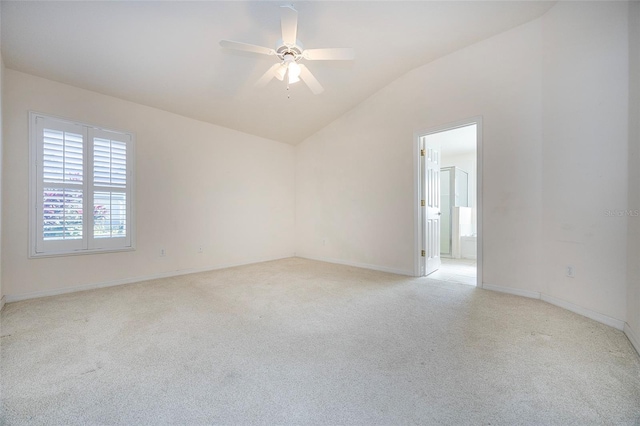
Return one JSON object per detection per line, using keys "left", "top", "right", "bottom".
{"left": 413, "top": 116, "right": 483, "bottom": 288}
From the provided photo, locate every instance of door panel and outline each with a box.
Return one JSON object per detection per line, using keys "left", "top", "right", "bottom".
{"left": 421, "top": 136, "right": 442, "bottom": 276}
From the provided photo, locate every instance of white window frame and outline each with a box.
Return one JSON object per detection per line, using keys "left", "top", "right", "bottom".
{"left": 29, "top": 112, "right": 136, "bottom": 257}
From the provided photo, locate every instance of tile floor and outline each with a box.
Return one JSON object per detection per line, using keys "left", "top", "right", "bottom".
{"left": 427, "top": 257, "right": 477, "bottom": 286}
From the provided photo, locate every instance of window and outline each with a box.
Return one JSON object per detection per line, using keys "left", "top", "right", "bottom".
{"left": 30, "top": 112, "right": 135, "bottom": 256}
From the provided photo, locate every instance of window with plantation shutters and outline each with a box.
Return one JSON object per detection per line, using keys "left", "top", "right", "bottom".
{"left": 30, "top": 113, "right": 135, "bottom": 256}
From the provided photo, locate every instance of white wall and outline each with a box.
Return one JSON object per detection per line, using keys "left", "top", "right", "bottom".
{"left": 627, "top": 0, "right": 640, "bottom": 351}
{"left": 296, "top": 1, "right": 631, "bottom": 324}
{"left": 296, "top": 16, "right": 543, "bottom": 283}
{"left": 2, "top": 70, "right": 295, "bottom": 299}
{"left": 540, "top": 1, "right": 629, "bottom": 322}
{"left": 0, "top": 40, "right": 4, "bottom": 308}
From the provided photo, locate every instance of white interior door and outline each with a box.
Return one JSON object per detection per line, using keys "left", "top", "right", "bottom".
{"left": 421, "top": 136, "right": 442, "bottom": 276}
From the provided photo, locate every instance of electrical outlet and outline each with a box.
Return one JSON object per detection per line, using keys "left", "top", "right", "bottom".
{"left": 160, "top": 248, "right": 166, "bottom": 257}
{"left": 566, "top": 266, "right": 575, "bottom": 278}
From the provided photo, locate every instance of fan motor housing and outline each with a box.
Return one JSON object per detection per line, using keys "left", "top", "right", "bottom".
{"left": 275, "top": 39, "right": 303, "bottom": 61}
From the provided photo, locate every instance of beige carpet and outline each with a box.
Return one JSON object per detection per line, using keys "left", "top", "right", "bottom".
{"left": 1, "top": 257, "right": 639, "bottom": 425}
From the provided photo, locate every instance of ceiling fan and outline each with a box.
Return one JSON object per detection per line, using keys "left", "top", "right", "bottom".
{"left": 220, "top": 4, "right": 354, "bottom": 95}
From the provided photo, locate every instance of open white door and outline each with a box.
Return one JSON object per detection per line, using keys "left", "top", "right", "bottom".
{"left": 416, "top": 118, "right": 481, "bottom": 284}
{"left": 420, "top": 136, "right": 442, "bottom": 276}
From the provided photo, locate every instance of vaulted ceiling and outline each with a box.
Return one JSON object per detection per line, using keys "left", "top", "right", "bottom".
{"left": 1, "top": 1, "right": 555, "bottom": 144}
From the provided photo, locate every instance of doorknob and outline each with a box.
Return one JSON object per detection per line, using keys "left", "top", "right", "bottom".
{"left": 437, "top": 212, "right": 441, "bottom": 215}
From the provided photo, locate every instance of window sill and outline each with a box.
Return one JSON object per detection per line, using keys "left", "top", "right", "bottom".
{"left": 29, "top": 246, "right": 135, "bottom": 259}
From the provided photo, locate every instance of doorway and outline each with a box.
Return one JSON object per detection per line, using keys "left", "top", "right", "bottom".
{"left": 415, "top": 118, "right": 482, "bottom": 287}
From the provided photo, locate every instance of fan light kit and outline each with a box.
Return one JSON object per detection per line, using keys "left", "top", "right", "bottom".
{"left": 220, "top": 4, "right": 354, "bottom": 95}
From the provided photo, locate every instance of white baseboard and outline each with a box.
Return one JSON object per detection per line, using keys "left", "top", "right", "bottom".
{"left": 624, "top": 323, "right": 640, "bottom": 356}
{"left": 482, "top": 283, "right": 625, "bottom": 331}
{"left": 295, "top": 254, "right": 413, "bottom": 276}
{"left": 0, "top": 295, "right": 5, "bottom": 312}
{"left": 482, "top": 283, "right": 541, "bottom": 299}
{"left": 540, "top": 294, "right": 625, "bottom": 331}
{"left": 5, "top": 254, "right": 295, "bottom": 303}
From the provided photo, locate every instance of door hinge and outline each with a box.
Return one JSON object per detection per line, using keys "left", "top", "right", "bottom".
{"left": 421, "top": 250, "right": 426, "bottom": 257}
{"left": 420, "top": 149, "right": 425, "bottom": 157}
{"left": 421, "top": 200, "right": 425, "bottom": 207}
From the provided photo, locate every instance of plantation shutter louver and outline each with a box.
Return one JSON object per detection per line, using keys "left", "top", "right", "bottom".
{"left": 36, "top": 117, "right": 85, "bottom": 253}
{"left": 90, "top": 130, "right": 131, "bottom": 249}
{"left": 31, "top": 113, "right": 134, "bottom": 256}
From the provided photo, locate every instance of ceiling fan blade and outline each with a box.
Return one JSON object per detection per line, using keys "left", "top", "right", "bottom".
{"left": 280, "top": 5, "right": 298, "bottom": 46}
{"left": 299, "top": 65, "right": 324, "bottom": 94}
{"left": 255, "top": 63, "right": 285, "bottom": 87}
{"left": 220, "top": 40, "right": 275, "bottom": 56}
{"left": 303, "top": 48, "right": 355, "bottom": 61}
